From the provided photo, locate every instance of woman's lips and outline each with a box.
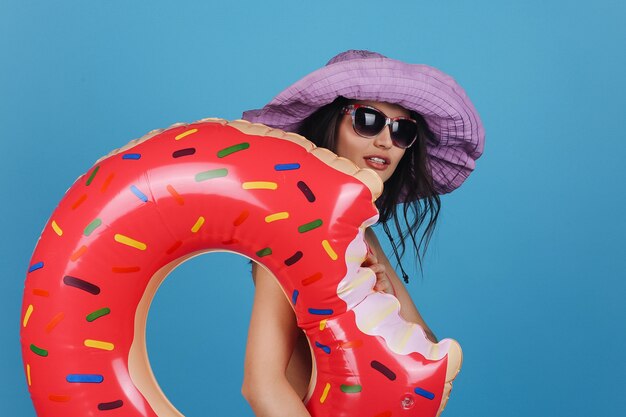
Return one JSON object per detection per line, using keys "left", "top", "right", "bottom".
{"left": 364, "top": 156, "right": 389, "bottom": 170}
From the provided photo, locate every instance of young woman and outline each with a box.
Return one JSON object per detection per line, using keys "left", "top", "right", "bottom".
{"left": 240, "top": 50, "right": 484, "bottom": 417}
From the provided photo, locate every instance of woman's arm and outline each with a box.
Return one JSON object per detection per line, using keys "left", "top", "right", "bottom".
{"left": 365, "top": 228, "right": 438, "bottom": 343}
{"left": 242, "top": 263, "right": 312, "bottom": 417}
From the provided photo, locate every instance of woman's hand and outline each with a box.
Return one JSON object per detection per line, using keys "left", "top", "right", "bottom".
{"left": 362, "top": 248, "right": 396, "bottom": 295}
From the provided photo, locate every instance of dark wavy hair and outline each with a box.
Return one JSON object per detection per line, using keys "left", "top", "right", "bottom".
{"left": 298, "top": 96, "right": 441, "bottom": 279}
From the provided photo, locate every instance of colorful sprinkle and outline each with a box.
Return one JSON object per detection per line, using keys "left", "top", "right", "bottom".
{"left": 374, "top": 412, "right": 392, "bottom": 417}
{"left": 256, "top": 247, "right": 272, "bottom": 257}
{"left": 195, "top": 168, "right": 228, "bottom": 181}
{"left": 63, "top": 276, "right": 100, "bottom": 295}
{"left": 166, "top": 184, "right": 184, "bottom": 205}
{"left": 274, "top": 163, "right": 300, "bottom": 171}
{"left": 265, "top": 212, "right": 289, "bottom": 223}
{"left": 122, "top": 153, "right": 141, "bottom": 160}
{"left": 86, "top": 308, "right": 111, "bottom": 322}
{"left": 49, "top": 395, "right": 71, "bottom": 402}
{"left": 112, "top": 266, "right": 141, "bottom": 273}
{"left": 233, "top": 210, "right": 249, "bottom": 226}
{"left": 114, "top": 234, "right": 147, "bottom": 250}
{"left": 297, "top": 181, "right": 316, "bottom": 202}
{"left": 166, "top": 240, "right": 183, "bottom": 254}
{"left": 320, "top": 383, "right": 331, "bottom": 403}
{"left": 242, "top": 181, "right": 277, "bottom": 190}
{"left": 173, "top": 148, "right": 196, "bottom": 158}
{"left": 222, "top": 238, "right": 239, "bottom": 245}
{"left": 28, "top": 262, "right": 44, "bottom": 273}
{"left": 51, "top": 220, "right": 63, "bottom": 236}
{"left": 191, "top": 216, "right": 205, "bottom": 233}
{"left": 84, "top": 339, "right": 114, "bottom": 351}
{"left": 218, "top": 142, "right": 250, "bottom": 158}
{"left": 45, "top": 312, "right": 65, "bottom": 333}
{"left": 26, "top": 364, "right": 31, "bottom": 386}
{"left": 83, "top": 219, "right": 102, "bottom": 236}
{"left": 101, "top": 173, "right": 115, "bottom": 192}
{"left": 30, "top": 344, "right": 48, "bottom": 357}
{"left": 322, "top": 240, "right": 338, "bottom": 260}
{"left": 371, "top": 360, "right": 397, "bottom": 381}
{"left": 302, "top": 272, "right": 323, "bottom": 286}
{"left": 66, "top": 374, "right": 104, "bottom": 383}
{"left": 339, "top": 340, "right": 363, "bottom": 349}
{"left": 285, "top": 251, "right": 303, "bottom": 266}
{"left": 315, "top": 342, "right": 331, "bottom": 354}
{"left": 414, "top": 387, "right": 435, "bottom": 400}
{"left": 98, "top": 400, "right": 124, "bottom": 410}
{"left": 23, "top": 304, "right": 34, "bottom": 327}
{"left": 86, "top": 166, "right": 100, "bottom": 186}
{"left": 175, "top": 128, "right": 198, "bottom": 140}
{"left": 309, "top": 308, "right": 334, "bottom": 315}
{"left": 130, "top": 185, "right": 149, "bottom": 203}
{"left": 319, "top": 319, "right": 327, "bottom": 331}
{"left": 70, "top": 245, "right": 88, "bottom": 261}
{"left": 32, "top": 288, "right": 49, "bottom": 297}
{"left": 71, "top": 194, "right": 87, "bottom": 209}
{"left": 298, "top": 219, "right": 322, "bottom": 233}
{"left": 292, "top": 290, "right": 299, "bottom": 304}
{"left": 340, "top": 384, "right": 362, "bottom": 393}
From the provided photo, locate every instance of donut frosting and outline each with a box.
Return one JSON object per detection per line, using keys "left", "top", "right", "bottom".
{"left": 20, "top": 119, "right": 462, "bottom": 417}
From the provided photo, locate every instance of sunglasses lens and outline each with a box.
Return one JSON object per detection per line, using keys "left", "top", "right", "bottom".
{"left": 391, "top": 120, "right": 418, "bottom": 148}
{"left": 353, "top": 107, "right": 386, "bottom": 137}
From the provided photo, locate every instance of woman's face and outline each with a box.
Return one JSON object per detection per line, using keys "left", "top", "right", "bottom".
{"left": 336, "top": 101, "right": 408, "bottom": 183}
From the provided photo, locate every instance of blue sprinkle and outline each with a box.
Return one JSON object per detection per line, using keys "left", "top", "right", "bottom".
{"left": 66, "top": 374, "right": 104, "bottom": 383}
{"left": 130, "top": 185, "right": 149, "bottom": 202}
{"left": 292, "top": 290, "right": 299, "bottom": 305}
{"left": 414, "top": 387, "right": 435, "bottom": 400}
{"left": 315, "top": 341, "right": 331, "bottom": 354}
{"left": 308, "top": 308, "right": 333, "bottom": 315}
{"left": 122, "top": 153, "right": 141, "bottom": 160}
{"left": 274, "top": 163, "right": 301, "bottom": 171}
{"left": 28, "top": 262, "right": 44, "bottom": 273}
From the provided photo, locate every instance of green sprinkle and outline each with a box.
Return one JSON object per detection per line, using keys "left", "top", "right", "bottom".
{"left": 340, "top": 384, "right": 362, "bottom": 393}
{"left": 86, "top": 307, "right": 111, "bottom": 322}
{"left": 83, "top": 218, "right": 102, "bottom": 236}
{"left": 217, "top": 142, "right": 250, "bottom": 158}
{"left": 86, "top": 166, "right": 100, "bottom": 186}
{"left": 298, "top": 219, "right": 323, "bottom": 233}
{"left": 30, "top": 344, "right": 48, "bottom": 357}
{"left": 195, "top": 168, "right": 228, "bottom": 182}
{"left": 256, "top": 247, "right": 272, "bottom": 257}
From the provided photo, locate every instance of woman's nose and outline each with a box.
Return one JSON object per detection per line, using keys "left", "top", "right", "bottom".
{"left": 373, "top": 126, "right": 394, "bottom": 149}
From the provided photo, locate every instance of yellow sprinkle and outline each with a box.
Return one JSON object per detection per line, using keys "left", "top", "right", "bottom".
{"left": 265, "top": 212, "right": 289, "bottom": 223}
{"left": 26, "top": 364, "right": 31, "bottom": 386}
{"left": 114, "top": 234, "right": 147, "bottom": 250}
{"left": 191, "top": 216, "right": 205, "bottom": 233}
{"left": 319, "top": 319, "right": 327, "bottom": 331}
{"left": 84, "top": 339, "right": 114, "bottom": 351}
{"left": 322, "top": 240, "right": 338, "bottom": 260}
{"left": 363, "top": 302, "right": 398, "bottom": 333}
{"left": 23, "top": 304, "right": 34, "bottom": 327}
{"left": 51, "top": 220, "right": 63, "bottom": 236}
{"left": 337, "top": 268, "right": 372, "bottom": 295}
{"left": 175, "top": 128, "right": 198, "bottom": 140}
{"left": 320, "top": 382, "right": 331, "bottom": 403}
{"left": 242, "top": 181, "right": 278, "bottom": 190}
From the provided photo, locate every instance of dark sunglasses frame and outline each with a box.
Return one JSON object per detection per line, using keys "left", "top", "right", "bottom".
{"left": 341, "top": 104, "right": 418, "bottom": 149}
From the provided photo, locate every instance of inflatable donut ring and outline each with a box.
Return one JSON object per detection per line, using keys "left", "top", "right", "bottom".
{"left": 20, "top": 119, "right": 462, "bottom": 417}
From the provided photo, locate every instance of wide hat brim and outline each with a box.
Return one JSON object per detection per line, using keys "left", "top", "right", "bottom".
{"left": 243, "top": 52, "right": 485, "bottom": 196}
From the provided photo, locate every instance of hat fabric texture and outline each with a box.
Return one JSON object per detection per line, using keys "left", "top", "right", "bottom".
{"left": 242, "top": 50, "right": 485, "bottom": 195}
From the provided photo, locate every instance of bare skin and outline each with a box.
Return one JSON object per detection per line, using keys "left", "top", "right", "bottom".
{"left": 241, "top": 101, "right": 437, "bottom": 416}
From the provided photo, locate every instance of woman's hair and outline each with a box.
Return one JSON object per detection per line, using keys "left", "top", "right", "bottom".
{"left": 298, "top": 96, "right": 441, "bottom": 274}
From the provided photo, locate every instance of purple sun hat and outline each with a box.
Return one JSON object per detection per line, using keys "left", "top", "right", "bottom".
{"left": 242, "top": 50, "right": 485, "bottom": 196}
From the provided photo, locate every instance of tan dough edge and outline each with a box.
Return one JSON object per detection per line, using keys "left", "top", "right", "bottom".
{"left": 435, "top": 339, "right": 463, "bottom": 417}
{"left": 95, "top": 118, "right": 383, "bottom": 202}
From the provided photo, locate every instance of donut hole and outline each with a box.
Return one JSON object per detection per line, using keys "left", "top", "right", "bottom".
{"left": 146, "top": 252, "right": 255, "bottom": 416}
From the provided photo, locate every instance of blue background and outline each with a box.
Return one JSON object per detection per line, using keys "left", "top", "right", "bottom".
{"left": 2, "top": 1, "right": 625, "bottom": 416}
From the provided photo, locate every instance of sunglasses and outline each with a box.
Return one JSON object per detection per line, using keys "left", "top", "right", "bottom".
{"left": 341, "top": 104, "right": 418, "bottom": 149}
